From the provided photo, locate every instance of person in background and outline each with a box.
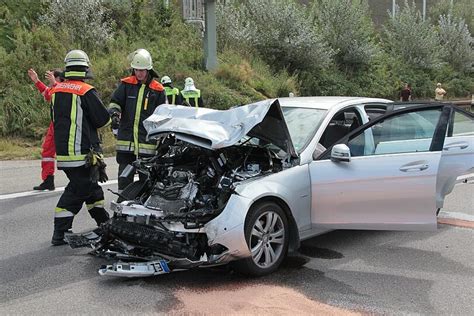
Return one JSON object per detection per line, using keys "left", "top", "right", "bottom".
{"left": 435, "top": 83, "right": 447, "bottom": 101}
{"left": 181, "top": 77, "right": 203, "bottom": 108}
{"left": 49, "top": 50, "right": 111, "bottom": 245}
{"left": 399, "top": 83, "right": 412, "bottom": 102}
{"left": 27, "top": 68, "right": 63, "bottom": 190}
{"left": 161, "top": 75, "right": 182, "bottom": 105}
{"left": 108, "top": 49, "right": 166, "bottom": 191}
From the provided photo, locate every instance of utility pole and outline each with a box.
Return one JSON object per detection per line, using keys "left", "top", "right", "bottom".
{"left": 422, "top": 0, "right": 426, "bottom": 21}
{"left": 204, "top": 0, "right": 217, "bottom": 71}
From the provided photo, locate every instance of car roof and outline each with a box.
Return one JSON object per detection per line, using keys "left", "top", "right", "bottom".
{"left": 277, "top": 96, "right": 392, "bottom": 110}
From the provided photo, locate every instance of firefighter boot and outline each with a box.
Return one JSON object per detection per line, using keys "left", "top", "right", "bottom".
{"left": 34, "top": 175, "right": 55, "bottom": 191}
{"left": 88, "top": 207, "right": 110, "bottom": 227}
{"left": 51, "top": 216, "right": 73, "bottom": 246}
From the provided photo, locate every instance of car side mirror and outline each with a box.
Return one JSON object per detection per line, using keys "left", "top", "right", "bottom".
{"left": 331, "top": 144, "right": 351, "bottom": 162}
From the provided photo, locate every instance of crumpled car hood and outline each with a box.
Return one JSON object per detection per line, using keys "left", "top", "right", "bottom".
{"left": 143, "top": 99, "right": 297, "bottom": 158}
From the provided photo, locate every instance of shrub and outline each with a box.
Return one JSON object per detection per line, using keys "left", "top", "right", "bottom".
{"left": 429, "top": 0, "right": 474, "bottom": 33}
{"left": 438, "top": 14, "right": 473, "bottom": 72}
{"left": 382, "top": 1, "right": 441, "bottom": 70}
{"left": 312, "top": 0, "right": 379, "bottom": 70}
{"left": 216, "top": 0, "right": 334, "bottom": 72}
{"left": 39, "top": 0, "right": 113, "bottom": 51}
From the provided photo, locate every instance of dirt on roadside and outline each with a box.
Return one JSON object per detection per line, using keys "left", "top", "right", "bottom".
{"left": 173, "top": 283, "right": 360, "bottom": 315}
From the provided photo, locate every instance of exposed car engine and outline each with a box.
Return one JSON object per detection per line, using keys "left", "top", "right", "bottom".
{"left": 118, "top": 136, "right": 287, "bottom": 226}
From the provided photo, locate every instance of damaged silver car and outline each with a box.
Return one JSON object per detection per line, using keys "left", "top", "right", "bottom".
{"left": 66, "top": 97, "right": 474, "bottom": 278}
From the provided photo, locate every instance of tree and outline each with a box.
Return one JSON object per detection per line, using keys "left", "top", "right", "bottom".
{"left": 382, "top": 1, "right": 441, "bottom": 70}
{"left": 312, "top": 0, "right": 379, "bottom": 71}
{"left": 438, "top": 14, "right": 473, "bottom": 72}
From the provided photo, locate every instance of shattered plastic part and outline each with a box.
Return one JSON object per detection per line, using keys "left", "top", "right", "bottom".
{"left": 64, "top": 231, "right": 101, "bottom": 248}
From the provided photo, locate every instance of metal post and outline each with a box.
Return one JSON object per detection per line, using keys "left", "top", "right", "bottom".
{"left": 422, "top": 0, "right": 426, "bottom": 21}
{"left": 204, "top": 0, "right": 217, "bottom": 71}
{"left": 392, "top": 0, "right": 396, "bottom": 18}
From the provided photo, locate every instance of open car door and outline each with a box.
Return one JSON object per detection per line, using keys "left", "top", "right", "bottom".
{"left": 309, "top": 104, "right": 451, "bottom": 231}
{"left": 436, "top": 107, "right": 474, "bottom": 208}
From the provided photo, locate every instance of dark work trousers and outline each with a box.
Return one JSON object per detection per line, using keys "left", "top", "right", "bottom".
{"left": 117, "top": 152, "right": 147, "bottom": 190}
{"left": 54, "top": 166, "right": 109, "bottom": 232}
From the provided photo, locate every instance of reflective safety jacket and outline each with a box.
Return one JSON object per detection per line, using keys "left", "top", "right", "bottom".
{"left": 109, "top": 76, "right": 166, "bottom": 157}
{"left": 163, "top": 85, "right": 182, "bottom": 105}
{"left": 181, "top": 89, "right": 203, "bottom": 108}
{"left": 50, "top": 80, "right": 111, "bottom": 169}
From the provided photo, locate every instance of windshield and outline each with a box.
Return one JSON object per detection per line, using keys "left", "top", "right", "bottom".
{"left": 282, "top": 107, "right": 327, "bottom": 153}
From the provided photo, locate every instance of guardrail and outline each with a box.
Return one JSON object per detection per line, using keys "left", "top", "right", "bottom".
{"left": 449, "top": 99, "right": 473, "bottom": 112}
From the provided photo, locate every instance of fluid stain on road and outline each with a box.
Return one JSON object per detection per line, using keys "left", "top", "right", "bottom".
{"left": 299, "top": 245, "right": 344, "bottom": 259}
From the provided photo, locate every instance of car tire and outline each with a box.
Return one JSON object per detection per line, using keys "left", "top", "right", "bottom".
{"left": 233, "top": 201, "right": 289, "bottom": 276}
{"left": 117, "top": 181, "right": 146, "bottom": 203}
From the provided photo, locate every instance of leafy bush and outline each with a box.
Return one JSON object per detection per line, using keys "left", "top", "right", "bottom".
{"left": 312, "top": 0, "right": 379, "bottom": 70}
{"left": 438, "top": 14, "right": 473, "bottom": 72}
{"left": 217, "top": 0, "right": 334, "bottom": 72}
{"left": 382, "top": 1, "right": 441, "bottom": 70}
{"left": 40, "top": 0, "right": 113, "bottom": 51}
{"left": 429, "top": 0, "right": 474, "bottom": 33}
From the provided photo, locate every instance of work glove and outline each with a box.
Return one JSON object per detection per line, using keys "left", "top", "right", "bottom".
{"left": 85, "top": 150, "right": 108, "bottom": 183}
{"left": 97, "top": 156, "right": 108, "bottom": 183}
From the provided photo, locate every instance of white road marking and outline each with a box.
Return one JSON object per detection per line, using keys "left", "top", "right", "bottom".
{"left": 0, "top": 179, "right": 118, "bottom": 201}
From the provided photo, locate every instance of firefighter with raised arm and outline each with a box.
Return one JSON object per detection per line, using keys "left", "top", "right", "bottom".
{"left": 108, "top": 49, "right": 166, "bottom": 191}
{"left": 50, "top": 50, "right": 111, "bottom": 245}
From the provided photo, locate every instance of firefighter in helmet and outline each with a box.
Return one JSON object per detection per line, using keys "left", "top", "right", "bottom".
{"left": 50, "top": 50, "right": 111, "bottom": 245}
{"left": 181, "top": 77, "right": 203, "bottom": 108}
{"left": 161, "top": 75, "right": 182, "bottom": 105}
{"left": 108, "top": 49, "right": 166, "bottom": 191}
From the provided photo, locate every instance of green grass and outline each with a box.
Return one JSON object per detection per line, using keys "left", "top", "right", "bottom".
{"left": 0, "top": 130, "right": 116, "bottom": 160}
{"left": 0, "top": 138, "right": 41, "bottom": 160}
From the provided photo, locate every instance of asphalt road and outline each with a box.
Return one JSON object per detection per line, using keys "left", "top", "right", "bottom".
{"left": 0, "top": 160, "right": 473, "bottom": 314}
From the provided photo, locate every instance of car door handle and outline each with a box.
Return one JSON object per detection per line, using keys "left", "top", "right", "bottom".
{"left": 443, "top": 142, "right": 469, "bottom": 151}
{"left": 399, "top": 164, "right": 429, "bottom": 172}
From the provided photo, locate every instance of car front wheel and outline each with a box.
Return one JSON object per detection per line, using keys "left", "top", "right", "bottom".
{"left": 233, "top": 201, "right": 289, "bottom": 276}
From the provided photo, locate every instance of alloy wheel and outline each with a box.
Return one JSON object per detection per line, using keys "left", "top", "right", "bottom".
{"left": 249, "top": 210, "right": 285, "bottom": 268}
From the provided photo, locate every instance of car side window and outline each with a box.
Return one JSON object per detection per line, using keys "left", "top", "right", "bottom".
{"left": 364, "top": 105, "right": 387, "bottom": 121}
{"left": 347, "top": 109, "right": 443, "bottom": 156}
{"left": 448, "top": 110, "right": 474, "bottom": 137}
{"left": 319, "top": 107, "right": 363, "bottom": 149}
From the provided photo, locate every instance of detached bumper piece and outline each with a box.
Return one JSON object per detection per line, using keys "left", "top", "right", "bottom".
{"left": 98, "top": 260, "right": 170, "bottom": 277}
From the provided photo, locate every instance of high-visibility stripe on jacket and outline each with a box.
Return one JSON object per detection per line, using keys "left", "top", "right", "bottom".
{"left": 164, "top": 86, "right": 180, "bottom": 105}
{"left": 109, "top": 75, "right": 166, "bottom": 157}
{"left": 181, "top": 89, "right": 201, "bottom": 108}
{"left": 50, "top": 80, "right": 111, "bottom": 169}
